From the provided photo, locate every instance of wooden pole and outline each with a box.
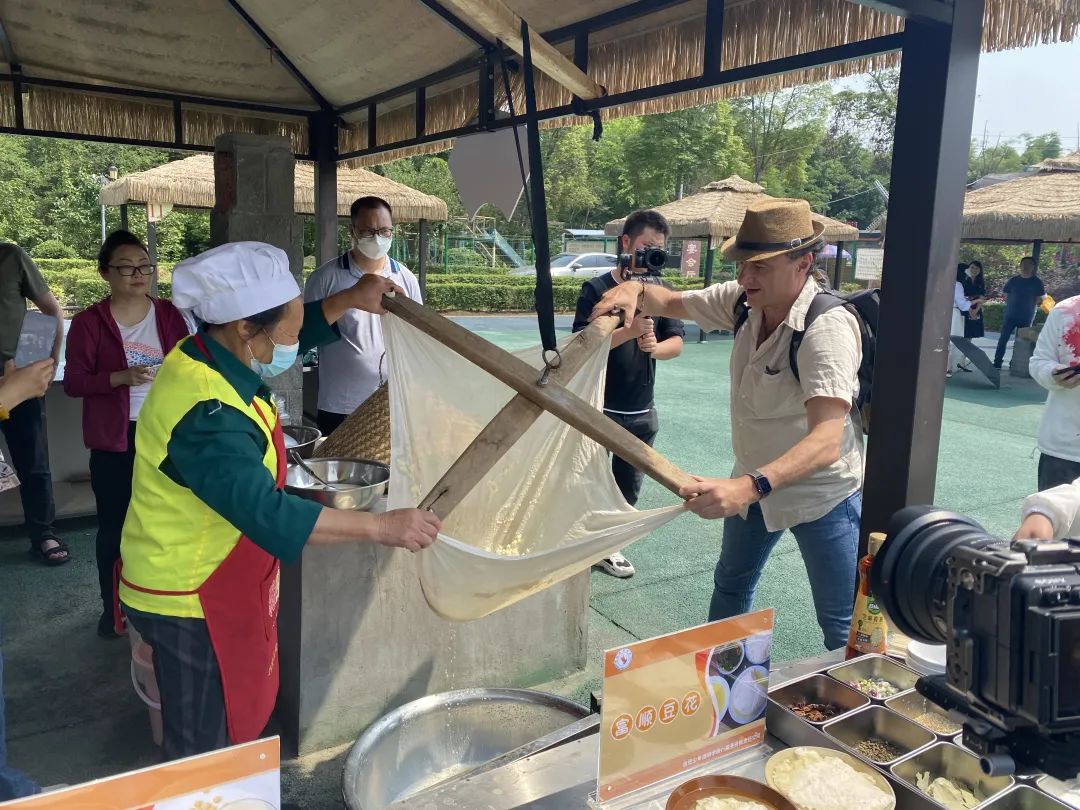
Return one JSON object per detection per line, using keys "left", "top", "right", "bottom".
{"left": 383, "top": 295, "right": 695, "bottom": 497}
{"left": 435, "top": 0, "right": 604, "bottom": 100}
{"left": 420, "top": 314, "right": 620, "bottom": 519}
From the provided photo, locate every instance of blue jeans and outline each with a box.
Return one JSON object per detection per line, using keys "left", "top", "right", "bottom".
{"left": 708, "top": 493, "right": 861, "bottom": 651}
{"left": 0, "top": 650, "right": 40, "bottom": 800}
{"left": 993, "top": 316, "right": 1031, "bottom": 367}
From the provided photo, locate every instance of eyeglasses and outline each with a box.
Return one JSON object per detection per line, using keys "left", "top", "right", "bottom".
{"left": 109, "top": 264, "right": 156, "bottom": 277}
{"left": 353, "top": 228, "right": 393, "bottom": 239}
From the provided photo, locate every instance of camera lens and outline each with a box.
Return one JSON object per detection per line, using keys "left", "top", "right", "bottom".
{"left": 646, "top": 249, "right": 666, "bottom": 271}
{"left": 870, "top": 506, "right": 987, "bottom": 643}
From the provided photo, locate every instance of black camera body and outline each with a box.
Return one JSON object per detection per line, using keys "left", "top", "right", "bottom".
{"left": 872, "top": 506, "right": 1080, "bottom": 778}
{"left": 619, "top": 246, "right": 667, "bottom": 278}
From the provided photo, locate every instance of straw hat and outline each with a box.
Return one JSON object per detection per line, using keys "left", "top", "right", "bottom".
{"left": 721, "top": 198, "right": 825, "bottom": 262}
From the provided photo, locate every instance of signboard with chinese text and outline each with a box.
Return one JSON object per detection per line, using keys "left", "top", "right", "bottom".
{"left": 681, "top": 240, "right": 701, "bottom": 278}
{"left": 854, "top": 247, "right": 884, "bottom": 282}
{"left": 597, "top": 610, "right": 774, "bottom": 804}
{"left": 0, "top": 738, "right": 279, "bottom": 809}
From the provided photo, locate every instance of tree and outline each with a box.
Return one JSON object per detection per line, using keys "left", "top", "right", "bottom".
{"left": 830, "top": 71, "right": 899, "bottom": 154}
{"left": 968, "top": 136, "right": 1024, "bottom": 182}
{"left": 541, "top": 126, "right": 600, "bottom": 226}
{"left": 619, "top": 103, "right": 750, "bottom": 208}
{"left": 805, "top": 133, "right": 888, "bottom": 227}
{"left": 377, "top": 154, "right": 465, "bottom": 217}
{"left": 730, "top": 86, "right": 831, "bottom": 194}
{"left": 1019, "top": 132, "right": 1063, "bottom": 165}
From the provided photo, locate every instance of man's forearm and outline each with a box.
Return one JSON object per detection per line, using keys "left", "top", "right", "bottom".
{"left": 610, "top": 326, "right": 639, "bottom": 348}
{"left": 641, "top": 283, "right": 689, "bottom": 320}
{"left": 652, "top": 336, "right": 683, "bottom": 360}
{"left": 758, "top": 422, "right": 844, "bottom": 491}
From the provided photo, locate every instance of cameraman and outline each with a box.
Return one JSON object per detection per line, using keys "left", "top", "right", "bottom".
{"left": 572, "top": 210, "right": 685, "bottom": 578}
{"left": 1014, "top": 477, "right": 1080, "bottom": 542}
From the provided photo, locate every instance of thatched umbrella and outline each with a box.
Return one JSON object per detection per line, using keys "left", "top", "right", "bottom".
{"left": 604, "top": 176, "right": 859, "bottom": 243}
{"left": 603, "top": 175, "right": 859, "bottom": 289}
{"left": 878, "top": 150, "right": 1080, "bottom": 266}
{"left": 99, "top": 154, "right": 448, "bottom": 221}
{"left": 100, "top": 154, "right": 448, "bottom": 283}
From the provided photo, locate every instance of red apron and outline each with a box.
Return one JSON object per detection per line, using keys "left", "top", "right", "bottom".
{"left": 119, "top": 334, "right": 285, "bottom": 745}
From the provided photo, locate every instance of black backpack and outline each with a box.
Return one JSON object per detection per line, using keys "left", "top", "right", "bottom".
{"left": 732, "top": 288, "right": 879, "bottom": 434}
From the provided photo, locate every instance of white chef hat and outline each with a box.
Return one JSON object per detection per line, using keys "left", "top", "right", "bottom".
{"left": 171, "top": 242, "right": 300, "bottom": 327}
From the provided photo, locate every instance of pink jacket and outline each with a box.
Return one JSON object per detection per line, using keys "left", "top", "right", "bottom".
{"left": 63, "top": 297, "right": 189, "bottom": 452}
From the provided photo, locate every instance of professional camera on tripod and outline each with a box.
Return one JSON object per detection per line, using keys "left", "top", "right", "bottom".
{"left": 618, "top": 246, "right": 667, "bottom": 280}
{"left": 871, "top": 506, "right": 1080, "bottom": 780}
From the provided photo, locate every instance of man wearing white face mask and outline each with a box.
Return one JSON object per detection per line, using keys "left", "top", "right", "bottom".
{"left": 304, "top": 196, "right": 423, "bottom": 435}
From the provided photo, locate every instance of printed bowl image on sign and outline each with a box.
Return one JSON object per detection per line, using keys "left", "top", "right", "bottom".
{"left": 728, "top": 665, "right": 770, "bottom": 726}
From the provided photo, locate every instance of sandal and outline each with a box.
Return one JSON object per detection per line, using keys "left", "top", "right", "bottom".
{"left": 30, "top": 536, "right": 70, "bottom": 566}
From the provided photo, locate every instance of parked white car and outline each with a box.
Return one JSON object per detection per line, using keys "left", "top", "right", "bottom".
{"left": 511, "top": 252, "right": 618, "bottom": 278}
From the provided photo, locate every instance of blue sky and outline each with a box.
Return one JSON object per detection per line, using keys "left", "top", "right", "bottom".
{"left": 838, "top": 38, "right": 1080, "bottom": 154}
{"left": 971, "top": 39, "right": 1080, "bottom": 152}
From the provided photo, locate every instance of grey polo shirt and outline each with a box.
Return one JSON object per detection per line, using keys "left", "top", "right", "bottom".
{"left": 303, "top": 252, "right": 423, "bottom": 414}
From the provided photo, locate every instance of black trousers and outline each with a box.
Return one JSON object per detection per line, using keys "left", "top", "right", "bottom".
{"left": 0, "top": 397, "right": 55, "bottom": 543}
{"left": 89, "top": 422, "right": 137, "bottom": 614}
{"left": 124, "top": 607, "right": 229, "bottom": 762}
{"left": 606, "top": 409, "right": 660, "bottom": 507}
{"left": 1038, "top": 452, "right": 1080, "bottom": 492}
{"left": 316, "top": 409, "right": 348, "bottom": 436}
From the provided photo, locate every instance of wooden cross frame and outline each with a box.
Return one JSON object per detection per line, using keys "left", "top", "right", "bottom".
{"left": 382, "top": 295, "right": 694, "bottom": 520}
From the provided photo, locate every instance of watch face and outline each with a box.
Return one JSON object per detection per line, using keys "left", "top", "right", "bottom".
{"left": 755, "top": 475, "right": 772, "bottom": 496}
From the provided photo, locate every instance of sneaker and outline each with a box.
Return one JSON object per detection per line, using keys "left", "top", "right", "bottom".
{"left": 596, "top": 552, "right": 635, "bottom": 578}
{"left": 958, "top": 364, "right": 973, "bottom": 373}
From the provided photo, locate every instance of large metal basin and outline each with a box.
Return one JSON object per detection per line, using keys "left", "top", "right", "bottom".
{"left": 341, "top": 687, "right": 589, "bottom": 810}
{"left": 285, "top": 458, "right": 388, "bottom": 511}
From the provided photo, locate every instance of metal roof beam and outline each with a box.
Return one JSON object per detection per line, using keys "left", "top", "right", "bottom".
{"left": 845, "top": 0, "right": 953, "bottom": 23}
{"left": 416, "top": 0, "right": 492, "bottom": 49}
{"left": 224, "top": 0, "right": 333, "bottom": 110}
{"left": 0, "top": 72, "right": 313, "bottom": 117}
{"left": 338, "top": 32, "right": 904, "bottom": 161}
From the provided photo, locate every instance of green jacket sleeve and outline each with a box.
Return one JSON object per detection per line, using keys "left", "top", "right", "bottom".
{"left": 161, "top": 399, "right": 321, "bottom": 563}
{"left": 299, "top": 300, "right": 340, "bottom": 352}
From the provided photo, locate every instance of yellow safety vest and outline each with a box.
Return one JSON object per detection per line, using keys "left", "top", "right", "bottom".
{"left": 119, "top": 338, "right": 278, "bottom": 618}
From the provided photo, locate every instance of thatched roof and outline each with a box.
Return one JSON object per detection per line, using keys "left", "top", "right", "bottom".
{"left": 963, "top": 171, "right": 1080, "bottom": 242}
{"left": 98, "top": 155, "right": 448, "bottom": 221}
{"left": 1037, "top": 151, "right": 1080, "bottom": 172}
{"left": 603, "top": 175, "right": 860, "bottom": 243}
{"left": 1, "top": 0, "right": 1077, "bottom": 164}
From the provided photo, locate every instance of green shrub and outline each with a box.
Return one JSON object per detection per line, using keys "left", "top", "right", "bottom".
{"left": 30, "top": 239, "right": 78, "bottom": 259}
{"left": 34, "top": 258, "right": 98, "bottom": 273}
{"left": 73, "top": 277, "right": 110, "bottom": 310}
{"left": 424, "top": 283, "right": 583, "bottom": 312}
{"left": 446, "top": 247, "right": 488, "bottom": 267}
{"left": 979, "top": 302, "right": 1046, "bottom": 333}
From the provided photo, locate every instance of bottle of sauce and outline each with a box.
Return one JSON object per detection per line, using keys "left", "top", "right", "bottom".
{"left": 846, "top": 532, "right": 888, "bottom": 659}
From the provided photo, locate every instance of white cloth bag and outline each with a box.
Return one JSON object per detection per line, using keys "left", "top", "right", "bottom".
{"left": 383, "top": 315, "right": 686, "bottom": 621}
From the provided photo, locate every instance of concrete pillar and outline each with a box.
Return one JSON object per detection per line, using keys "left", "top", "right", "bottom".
{"left": 211, "top": 133, "right": 304, "bottom": 425}
{"left": 311, "top": 112, "right": 340, "bottom": 267}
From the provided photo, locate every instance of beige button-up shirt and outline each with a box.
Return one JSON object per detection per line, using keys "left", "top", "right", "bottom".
{"left": 681, "top": 277, "right": 864, "bottom": 531}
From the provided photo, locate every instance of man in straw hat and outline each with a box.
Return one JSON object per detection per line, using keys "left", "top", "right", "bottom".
{"left": 591, "top": 198, "right": 863, "bottom": 650}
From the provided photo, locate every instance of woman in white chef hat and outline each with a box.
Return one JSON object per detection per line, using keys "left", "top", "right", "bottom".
{"left": 118, "top": 241, "right": 440, "bottom": 761}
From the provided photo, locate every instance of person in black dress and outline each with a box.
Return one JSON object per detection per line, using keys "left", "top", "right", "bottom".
{"left": 962, "top": 260, "right": 986, "bottom": 338}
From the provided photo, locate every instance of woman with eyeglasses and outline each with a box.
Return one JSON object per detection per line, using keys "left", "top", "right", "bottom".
{"left": 63, "top": 230, "right": 190, "bottom": 638}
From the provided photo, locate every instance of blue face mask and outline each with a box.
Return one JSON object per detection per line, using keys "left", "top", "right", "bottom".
{"left": 249, "top": 331, "right": 299, "bottom": 379}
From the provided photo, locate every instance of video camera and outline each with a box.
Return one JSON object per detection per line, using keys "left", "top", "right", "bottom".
{"left": 618, "top": 246, "right": 667, "bottom": 280}
{"left": 871, "top": 506, "right": 1080, "bottom": 779}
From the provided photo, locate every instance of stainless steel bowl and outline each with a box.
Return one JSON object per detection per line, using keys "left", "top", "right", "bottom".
{"left": 282, "top": 425, "right": 321, "bottom": 459}
{"left": 823, "top": 705, "right": 936, "bottom": 764}
{"left": 284, "top": 457, "right": 389, "bottom": 511}
{"left": 341, "top": 687, "right": 589, "bottom": 810}
{"left": 885, "top": 691, "right": 963, "bottom": 737}
{"left": 982, "top": 786, "right": 1073, "bottom": 809}
{"left": 769, "top": 673, "right": 870, "bottom": 726}
{"left": 891, "top": 742, "right": 1014, "bottom": 805}
{"left": 827, "top": 654, "right": 920, "bottom": 701}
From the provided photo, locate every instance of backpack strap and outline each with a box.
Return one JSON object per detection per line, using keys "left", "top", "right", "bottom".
{"left": 732, "top": 292, "right": 750, "bottom": 337}
{"left": 788, "top": 292, "right": 847, "bottom": 382}
{"left": 338, "top": 251, "right": 350, "bottom": 270}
